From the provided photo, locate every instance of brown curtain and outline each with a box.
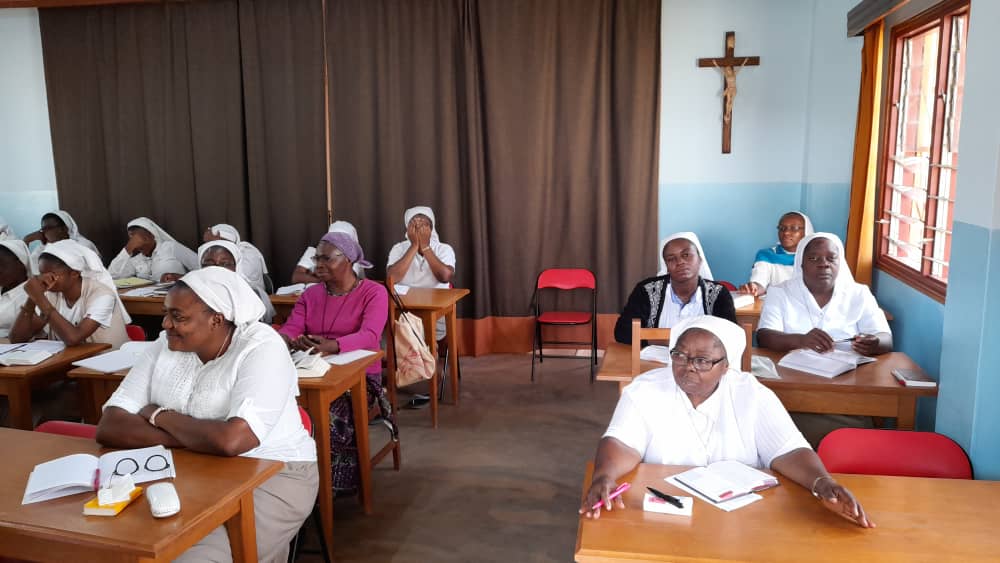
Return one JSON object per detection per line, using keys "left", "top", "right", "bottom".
{"left": 39, "top": 0, "right": 248, "bottom": 257}
{"left": 845, "top": 21, "right": 883, "bottom": 285}
{"left": 238, "top": 0, "right": 328, "bottom": 282}
{"left": 326, "top": 0, "right": 661, "bottom": 318}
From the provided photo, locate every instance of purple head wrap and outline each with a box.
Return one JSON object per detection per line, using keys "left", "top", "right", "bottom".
{"left": 319, "top": 231, "right": 373, "bottom": 269}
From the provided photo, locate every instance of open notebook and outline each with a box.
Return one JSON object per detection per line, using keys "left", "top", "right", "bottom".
{"left": 0, "top": 340, "right": 67, "bottom": 366}
{"left": 672, "top": 460, "right": 779, "bottom": 504}
{"left": 778, "top": 348, "right": 875, "bottom": 378}
{"left": 72, "top": 341, "right": 157, "bottom": 373}
{"left": 22, "top": 445, "right": 175, "bottom": 505}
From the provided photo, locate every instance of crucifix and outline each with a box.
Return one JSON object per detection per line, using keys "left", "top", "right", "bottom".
{"left": 697, "top": 31, "right": 760, "bottom": 154}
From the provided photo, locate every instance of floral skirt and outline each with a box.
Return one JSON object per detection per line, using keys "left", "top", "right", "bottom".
{"left": 329, "top": 374, "right": 395, "bottom": 492}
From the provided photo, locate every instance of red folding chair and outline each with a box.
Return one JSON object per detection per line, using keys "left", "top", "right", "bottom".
{"left": 531, "top": 268, "right": 597, "bottom": 382}
{"left": 34, "top": 420, "right": 98, "bottom": 439}
{"left": 817, "top": 428, "right": 973, "bottom": 479}
{"left": 125, "top": 324, "right": 146, "bottom": 341}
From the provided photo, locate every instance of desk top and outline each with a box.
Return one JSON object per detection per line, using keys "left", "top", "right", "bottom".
{"left": 575, "top": 463, "right": 1000, "bottom": 562}
{"left": 0, "top": 428, "right": 282, "bottom": 561}
{"left": 0, "top": 343, "right": 111, "bottom": 380}
{"left": 394, "top": 287, "right": 470, "bottom": 310}
{"left": 596, "top": 342, "right": 936, "bottom": 397}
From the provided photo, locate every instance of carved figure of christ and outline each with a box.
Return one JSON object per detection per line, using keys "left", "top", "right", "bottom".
{"left": 697, "top": 32, "right": 760, "bottom": 153}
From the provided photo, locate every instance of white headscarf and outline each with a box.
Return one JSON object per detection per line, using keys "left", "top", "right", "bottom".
{"left": 180, "top": 266, "right": 265, "bottom": 326}
{"left": 328, "top": 220, "right": 359, "bottom": 242}
{"left": 209, "top": 223, "right": 242, "bottom": 244}
{"left": 669, "top": 315, "right": 746, "bottom": 372}
{"left": 403, "top": 206, "right": 441, "bottom": 245}
{"left": 50, "top": 210, "right": 82, "bottom": 240}
{"left": 792, "top": 233, "right": 854, "bottom": 286}
{"left": 0, "top": 216, "right": 15, "bottom": 240}
{"left": 40, "top": 239, "right": 131, "bottom": 323}
{"left": 127, "top": 217, "right": 180, "bottom": 246}
{"left": 778, "top": 212, "right": 815, "bottom": 245}
{"left": 658, "top": 231, "right": 714, "bottom": 280}
{"left": 198, "top": 240, "right": 242, "bottom": 267}
{"left": 0, "top": 239, "right": 31, "bottom": 271}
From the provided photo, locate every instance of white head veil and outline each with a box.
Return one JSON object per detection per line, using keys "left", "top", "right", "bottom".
{"left": 50, "top": 210, "right": 82, "bottom": 240}
{"left": 328, "top": 220, "right": 359, "bottom": 242}
{"left": 127, "top": 217, "right": 179, "bottom": 246}
{"left": 40, "top": 239, "right": 131, "bottom": 323}
{"left": 197, "top": 240, "right": 243, "bottom": 268}
{"left": 658, "top": 232, "right": 714, "bottom": 280}
{"left": 403, "top": 206, "right": 441, "bottom": 245}
{"left": 209, "top": 224, "right": 242, "bottom": 244}
{"left": 180, "top": 266, "right": 265, "bottom": 326}
{"left": 0, "top": 239, "right": 31, "bottom": 271}
{"left": 792, "top": 232, "right": 854, "bottom": 286}
{"left": 669, "top": 315, "right": 745, "bottom": 371}
{"left": 778, "top": 212, "right": 815, "bottom": 246}
{"left": 0, "top": 216, "right": 16, "bottom": 240}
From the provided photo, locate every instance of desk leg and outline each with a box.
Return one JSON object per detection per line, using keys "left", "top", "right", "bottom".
{"left": 897, "top": 396, "right": 917, "bottom": 430}
{"left": 421, "top": 312, "right": 439, "bottom": 429}
{"left": 446, "top": 305, "right": 459, "bottom": 405}
{"left": 305, "top": 389, "right": 336, "bottom": 553}
{"left": 350, "top": 373, "right": 373, "bottom": 515}
{"left": 5, "top": 380, "right": 33, "bottom": 430}
{"left": 225, "top": 491, "right": 258, "bottom": 563}
{"left": 80, "top": 380, "right": 99, "bottom": 425}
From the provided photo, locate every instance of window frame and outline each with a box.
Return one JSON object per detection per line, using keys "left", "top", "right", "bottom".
{"left": 875, "top": 0, "right": 969, "bottom": 303}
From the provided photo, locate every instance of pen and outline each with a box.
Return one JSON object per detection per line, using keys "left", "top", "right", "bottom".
{"left": 93, "top": 468, "right": 101, "bottom": 491}
{"left": 591, "top": 482, "right": 630, "bottom": 511}
{"left": 646, "top": 486, "right": 684, "bottom": 509}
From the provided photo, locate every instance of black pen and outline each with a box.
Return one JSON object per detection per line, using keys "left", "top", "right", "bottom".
{"left": 646, "top": 486, "right": 684, "bottom": 509}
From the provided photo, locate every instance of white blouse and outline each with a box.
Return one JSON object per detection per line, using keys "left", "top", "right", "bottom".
{"left": 0, "top": 282, "right": 28, "bottom": 338}
{"left": 657, "top": 283, "right": 704, "bottom": 329}
{"left": 386, "top": 241, "right": 456, "bottom": 289}
{"left": 107, "top": 240, "right": 199, "bottom": 281}
{"left": 104, "top": 322, "right": 316, "bottom": 463}
{"left": 758, "top": 278, "right": 890, "bottom": 341}
{"left": 748, "top": 261, "right": 795, "bottom": 292}
{"left": 604, "top": 368, "right": 810, "bottom": 469}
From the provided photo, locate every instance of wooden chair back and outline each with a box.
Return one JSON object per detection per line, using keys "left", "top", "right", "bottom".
{"left": 629, "top": 319, "right": 753, "bottom": 377}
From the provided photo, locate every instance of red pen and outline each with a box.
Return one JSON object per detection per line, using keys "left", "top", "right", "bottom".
{"left": 591, "top": 482, "right": 631, "bottom": 510}
{"left": 93, "top": 468, "right": 101, "bottom": 491}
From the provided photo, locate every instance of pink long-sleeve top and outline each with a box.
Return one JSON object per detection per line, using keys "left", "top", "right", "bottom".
{"left": 278, "top": 279, "right": 388, "bottom": 377}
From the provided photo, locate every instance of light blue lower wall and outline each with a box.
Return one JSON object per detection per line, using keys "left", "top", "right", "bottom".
{"left": 1, "top": 189, "right": 59, "bottom": 238}
{"left": 872, "top": 270, "right": 944, "bottom": 430}
{"left": 658, "top": 182, "right": 849, "bottom": 285}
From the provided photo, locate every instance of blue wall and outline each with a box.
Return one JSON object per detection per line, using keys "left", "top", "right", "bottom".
{"left": 872, "top": 270, "right": 944, "bottom": 430}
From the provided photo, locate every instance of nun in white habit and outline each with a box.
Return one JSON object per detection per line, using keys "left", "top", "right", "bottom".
{"left": 98, "top": 267, "right": 318, "bottom": 563}
{"left": 386, "top": 206, "right": 456, "bottom": 340}
{"left": 203, "top": 223, "right": 270, "bottom": 295}
{"left": 9, "top": 239, "right": 130, "bottom": 349}
{"left": 740, "top": 211, "right": 816, "bottom": 296}
{"left": 0, "top": 240, "right": 32, "bottom": 338}
{"left": 614, "top": 231, "right": 735, "bottom": 344}
{"left": 198, "top": 240, "right": 275, "bottom": 323}
{"left": 24, "top": 210, "right": 101, "bottom": 273}
{"left": 107, "top": 217, "right": 199, "bottom": 282}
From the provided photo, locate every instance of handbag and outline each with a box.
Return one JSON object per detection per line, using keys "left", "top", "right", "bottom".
{"left": 390, "top": 287, "right": 437, "bottom": 387}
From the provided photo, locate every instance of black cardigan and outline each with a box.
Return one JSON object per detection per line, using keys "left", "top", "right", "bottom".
{"left": 613, "top": 275, "right": 737, "bottom": 344}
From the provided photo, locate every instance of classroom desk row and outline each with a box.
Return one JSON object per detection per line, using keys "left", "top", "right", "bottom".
{"left": 596, "top": 342, "right": 936, "bottom": 430}
{"left": 575, "top": 462, "right": 1000, "bottom": 562}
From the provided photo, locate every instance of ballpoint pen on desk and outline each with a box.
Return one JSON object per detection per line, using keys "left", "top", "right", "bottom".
{"left": 647, "top": 486, "right": 684, "bottom": 509}
{"left": 591, "top": 482, "right": 631, "bottom": 511}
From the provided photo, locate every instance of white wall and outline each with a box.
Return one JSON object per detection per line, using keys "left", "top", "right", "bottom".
{"left": 0, "top": 8, "right": 58, "bottom": 236}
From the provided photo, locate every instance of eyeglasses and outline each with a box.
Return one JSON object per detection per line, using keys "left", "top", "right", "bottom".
{"left": 777, "top": 225, "right": 805, "bottom": 233}
{"left": 669, "top": 349, "right": 726, "bottom": 372}
{"left": 311, "top": 252, "right": 345, "bottom": 264}
{"left": 111, "top": 454, "right": 171, "bottom": 477}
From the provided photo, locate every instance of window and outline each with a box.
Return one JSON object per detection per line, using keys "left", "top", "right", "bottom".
{"left": 877, "top": 0, "right": 969, "bottom": 302}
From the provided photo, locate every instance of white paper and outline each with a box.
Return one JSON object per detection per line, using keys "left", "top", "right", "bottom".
{"left": 22, "top": 340, "right": 66, "bottom": 353}
{"left": 639, "top": 345, "right": 671, "bottom": 364}
{"left": 276, "top": 283, "right": 307, "bottom": 296}
{"left": 323, "top": 349, "right": 377, "bottom": 365}
{"left": 72, "top": 341, "right": 157, "bottom": 373}
{"left": 96, "top": 445, "right": 175, "bottom": 488}
{"left": 751, "top": 355, "right": 781, "bottom": 379}
{"left": 0, "top": 343, "right": 26, "bottom": 355}
{"left": 664, "top": 475, "right": 762, "bottom": 512}
{"left": 731, "top": 292, "right": 755, "bottom": 309}
{"left": 643, "top": 492, "right": 693, "bottom": 516}
{"left": 393, "top": 284, "right": 410, "bottom": 295}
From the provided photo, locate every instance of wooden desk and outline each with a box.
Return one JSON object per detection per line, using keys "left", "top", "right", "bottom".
{"left": 121, "top": 291, "right": 298, "bottom": 325}
{"left": 69, "top": 350, "right": 384, "bottom": 555}
{"left": 388, "top": 287, "right": 470, "bottom": 426}
{"left": 0, "top": 343, "right": 110, "bottom": 430}
{"left": 596, "top": 343, "right": 936, "bottom": 430}
{"left": 575, "top": 463, "right": 1000, "bottom": 562}
{"left": 0, "top": 427, "right": 281, "bottom": 562}
{"left": 734, "top": 297, "right": 764, "bottom": 332}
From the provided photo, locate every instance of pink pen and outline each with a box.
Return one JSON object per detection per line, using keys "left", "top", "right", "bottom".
{"left": 591, "top": 482, "right": 631, "bottom": 510}
{"left": 93, "top": 468, "right": 100, "bottom": 491}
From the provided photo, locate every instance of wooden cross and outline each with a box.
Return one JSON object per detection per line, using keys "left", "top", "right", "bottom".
{"left": 697, "top": 31, "right": 760, "bottom": 154}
